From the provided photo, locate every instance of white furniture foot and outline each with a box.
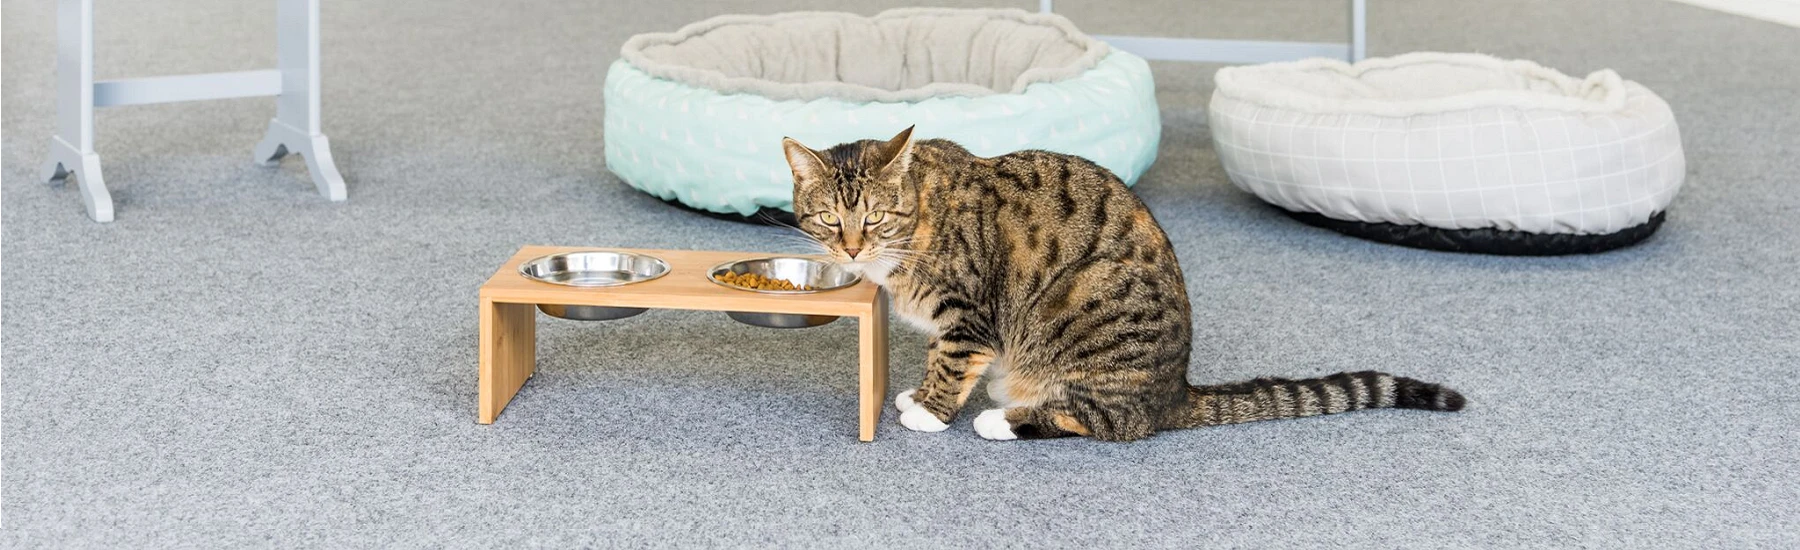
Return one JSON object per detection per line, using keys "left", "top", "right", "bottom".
{"left": 256, "top": 119, "right": 346, "bottom": 201}
{"left": 40, "top": 136, "right": 113, "bottom": 223}
{"left": 256, "top": 0, "right": 345, "bottom": 202}
{"left": 44, "top": 0, "right": 112, "bottom": 222}
{"left": 41, "top": 0, "right": 344, "bottom": 222}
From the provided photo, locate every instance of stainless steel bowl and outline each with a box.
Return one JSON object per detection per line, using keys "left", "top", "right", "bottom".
{"left": 708, "top": 257, "right": 862, "bottom": 329}
{"left": 518, "top": 251, "right": 670, "bottom": 321}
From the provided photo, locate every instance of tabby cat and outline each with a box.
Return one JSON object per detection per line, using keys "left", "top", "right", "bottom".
{"left": 781, "top": 127, "right": 1466, "bottom": 441}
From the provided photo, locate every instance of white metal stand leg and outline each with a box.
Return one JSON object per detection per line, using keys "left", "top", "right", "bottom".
{"left": 1042, "top": 0, "right": 1370, "bottom": 64}
{"left": 255, "top": 0, "right": 344, "bottom": 201}
{"left": 41, "top": 138, "right": 112, "bottom": 223}
{"left": 39, "top": 0, "right": 344, "bottom": 222}
{"left": 41, "top": 0, "right": 113, "bottom": 222}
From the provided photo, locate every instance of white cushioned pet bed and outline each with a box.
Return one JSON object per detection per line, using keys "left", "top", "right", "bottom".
{"left": 605, "top": 8, "right": 1161, "bottom": 220}
{"left": 1209, "top": 53, "right": 1685, "bottom": 255}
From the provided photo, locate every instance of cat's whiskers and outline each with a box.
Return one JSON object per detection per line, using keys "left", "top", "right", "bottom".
{"left": 755, "top": 211, "right": 832, "bottom": 255}
{"left": 873, "top": 247, "right": 942, "bottom": 275}
{"left": 770, "top": 233, "right": 828, "bottom": 250}
{"left": 756, "top": 211, "right": 818, "bottom": 238}
{"left": 879, "top": 249, "right": 935, "bottom": 265}
{"left": 765, "top": 230, "right": 827, "bottom": 247}
{"left": 881, "top": 236, "right": 923, "bottom": 251}
{"left": 879, "top": 245, "right": 935, "bottom": 259}
{"left": 874, "top": 256, "right": 903, "bottom": 277}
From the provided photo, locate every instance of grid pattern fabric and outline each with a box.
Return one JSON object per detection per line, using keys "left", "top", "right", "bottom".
{"left": 1209, "top": 56, "right": 1684, "bottom": 235}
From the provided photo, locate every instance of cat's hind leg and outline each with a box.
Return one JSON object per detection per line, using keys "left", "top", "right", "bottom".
{"left": 972, "top": 393, "right": 1160, "bottom": 442}
{"left": 972, "top": 406, "right": 1086, "bottom": 440}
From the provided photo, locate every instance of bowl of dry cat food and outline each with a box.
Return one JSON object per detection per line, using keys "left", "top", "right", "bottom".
{"left": 518, "top": 250, "right": 671, "bottom": 320}
{"left": 708, "top": 257, "right": 861, "bottom": 328}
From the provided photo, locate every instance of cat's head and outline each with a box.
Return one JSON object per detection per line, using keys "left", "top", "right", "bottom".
{"left": 781, "top": 127, "right": 919, "bottom": 270}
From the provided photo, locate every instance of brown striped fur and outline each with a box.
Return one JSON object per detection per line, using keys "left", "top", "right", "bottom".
{"left": 782, "top": 128, "right": 1466, "bottom": 442}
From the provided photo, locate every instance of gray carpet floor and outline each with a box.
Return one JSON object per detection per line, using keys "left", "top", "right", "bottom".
{"left": 4, "top": 0, "right": 1797, "bottom": 546}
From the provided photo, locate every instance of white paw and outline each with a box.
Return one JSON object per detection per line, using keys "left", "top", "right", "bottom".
{"left": 894, "top": 389, "right": 918, "bottom": 413}
{"left": 973, "top": 409, "right": 1017, "bottom": 441}
{"left": 899, "top": 406, "right": 949, "bottom": 432}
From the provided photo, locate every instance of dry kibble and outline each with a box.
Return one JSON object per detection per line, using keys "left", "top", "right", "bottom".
{"left": 717, "top": 271, "right": 813, "bottom": 291}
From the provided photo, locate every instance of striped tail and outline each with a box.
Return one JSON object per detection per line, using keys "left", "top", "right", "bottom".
{"left": 1172, "top": 371, "right": 1466, "bottom": 429}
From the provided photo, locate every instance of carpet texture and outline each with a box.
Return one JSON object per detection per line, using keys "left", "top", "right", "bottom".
{"left": 3, "top": 1, "right": 1796, "bottom": 547}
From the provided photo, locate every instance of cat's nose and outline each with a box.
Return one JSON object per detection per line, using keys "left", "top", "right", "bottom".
{"left": 844, "top": 248, "right": 862, "bottom": 259}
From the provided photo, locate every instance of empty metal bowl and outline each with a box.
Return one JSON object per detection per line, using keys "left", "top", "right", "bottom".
{"left": 708, "top": 257, "right": 862, "bottom": 329}
{"left": 518, "top": 251, "right": 670, "bottom": 321}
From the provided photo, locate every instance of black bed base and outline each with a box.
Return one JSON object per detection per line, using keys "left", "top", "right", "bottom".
{"left": 1280, "top": 208, "right": 1667, "bottom": 255}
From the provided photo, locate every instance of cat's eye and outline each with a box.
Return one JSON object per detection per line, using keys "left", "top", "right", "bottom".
{"left": 864, "top": 211, "right": 886, "bottom": 225}
{"left": 818, "top": 213, "right": 840, "bottom": 226}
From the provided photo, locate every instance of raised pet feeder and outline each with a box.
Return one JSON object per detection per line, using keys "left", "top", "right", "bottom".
{"left": 476, "top": 246, "right": 892, "bottom": 441}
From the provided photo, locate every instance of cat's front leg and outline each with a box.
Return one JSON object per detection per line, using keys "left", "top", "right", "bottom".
{"left": 896, "top": 333, "right": 996, "bottom": 432}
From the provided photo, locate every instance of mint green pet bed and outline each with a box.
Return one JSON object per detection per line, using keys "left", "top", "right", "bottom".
{"left": 603, "top": 8, "right": 1161, "bottom": 217}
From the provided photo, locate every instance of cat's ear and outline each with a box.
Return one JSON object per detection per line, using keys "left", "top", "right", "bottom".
{"left": 782, "top": 137, "right": 828, "bottom": 185}
{"left": 874, "top": 126, "right": 915, "bottom": 175}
